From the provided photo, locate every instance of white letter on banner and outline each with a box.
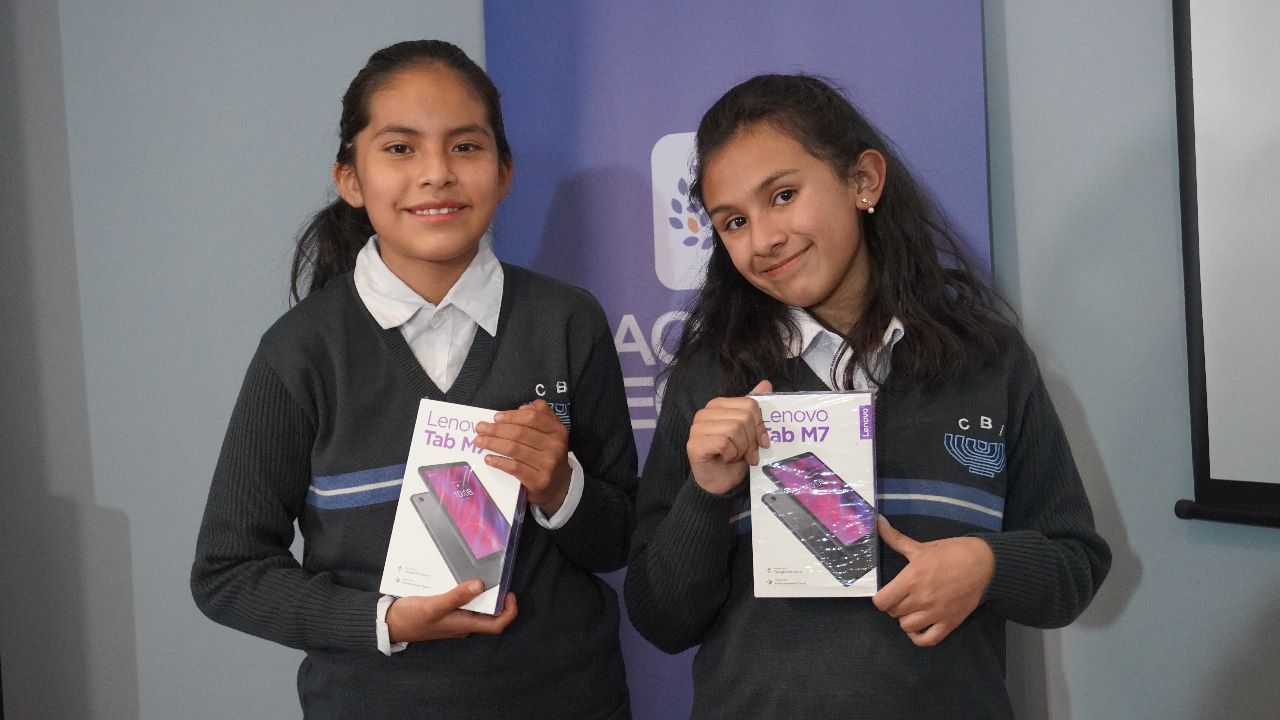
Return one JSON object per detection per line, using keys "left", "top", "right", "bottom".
{"left": 615, "top": 314, "right": 656, "bottom": 365}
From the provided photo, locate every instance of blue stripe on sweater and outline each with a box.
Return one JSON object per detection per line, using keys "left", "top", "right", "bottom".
{"left": 307, "top": 464, "right": 405, "bottom": 509}
{"left": 877, "top": 477, "right": 1004, "bottom": 531}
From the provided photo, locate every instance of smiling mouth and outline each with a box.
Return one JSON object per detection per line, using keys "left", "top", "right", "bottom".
{"left": 762, "top": 247, "right": 807, "bottom": 276}
{"left": 411, "top": 206, "right": 463, "bottom": 216}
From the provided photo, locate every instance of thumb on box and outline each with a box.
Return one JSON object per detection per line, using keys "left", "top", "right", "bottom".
{"left": 876, "top": 515, "right": 921, "bottom": 560}
{"left": 441, "top": 579, "right": 485, "bottom": 610}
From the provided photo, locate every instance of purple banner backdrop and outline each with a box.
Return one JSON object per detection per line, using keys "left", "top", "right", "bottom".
{"left": 484, "top": 3, "right": 988, "bottom": 717}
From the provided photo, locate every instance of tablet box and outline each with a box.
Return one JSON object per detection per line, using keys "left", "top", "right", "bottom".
{"left": 750, "top": 391, "right": 878, "bottom": 597}
{"left": 379, "top": 399, "right": 527, "bottom": 615}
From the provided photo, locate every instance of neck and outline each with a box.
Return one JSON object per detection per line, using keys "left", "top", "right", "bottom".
{"left": 809, "top": 302, "right": 863, "bottom": 336}
{"left": 809, "top": 240, "right": 871, "bottom": 332}
{"left": 809, "top": 277, "right": 870, "bottom": 334}
{"left": 383, "top": 246, "right": 478, "bottom": 305}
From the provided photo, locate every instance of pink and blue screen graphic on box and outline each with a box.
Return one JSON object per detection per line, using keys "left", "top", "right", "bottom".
{"left": 421, "top": 464, "right": 509, "bottom": 560}
{"left": 766, "top": 453, "right": 875, "bottom": 545}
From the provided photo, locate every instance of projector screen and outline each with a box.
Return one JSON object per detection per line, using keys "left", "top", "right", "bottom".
{"left": 1174, "top": 0, "right": 1280, "bottom": 527}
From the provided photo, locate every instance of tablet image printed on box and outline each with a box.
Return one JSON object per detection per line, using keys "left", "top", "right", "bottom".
{"left": 381, "top": 400, "right": 527, "bottom": 614}
{"left": 750, "top": 392, "right": 879, "bottom": 597}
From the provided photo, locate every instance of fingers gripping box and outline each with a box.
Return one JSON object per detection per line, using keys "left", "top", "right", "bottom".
{"left": 751, "top": 392, "right": 878, "bottom": 597}
{"left": 380, "top": 399, "right": 527, "bottom": 615}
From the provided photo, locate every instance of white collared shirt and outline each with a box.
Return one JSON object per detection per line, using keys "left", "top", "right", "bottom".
{"left": 354, "top": 233, "right": 503, "bottom": 392}
{"left": 783, "top": 308, "right": 906, "bottom": 391}
{"left": 354, "top": 234, "right": 583, "bottom": 653}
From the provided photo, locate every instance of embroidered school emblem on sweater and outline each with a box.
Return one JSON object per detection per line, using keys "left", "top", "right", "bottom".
{"left": 944, "top": 433, "right": 1006, "bottom": 477}
{"left": 534, "top": 381, "right": 571, "bottom": 429}
{"left": 549, "top": 402, "right": 571, "bottom": 428}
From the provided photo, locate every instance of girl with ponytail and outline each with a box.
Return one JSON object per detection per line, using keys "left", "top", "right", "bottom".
{"left": 193, "top": 40, "right": 636, "bottom": 719}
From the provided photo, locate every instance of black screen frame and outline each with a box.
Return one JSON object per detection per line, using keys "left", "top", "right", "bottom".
{"left": 1172, "top": 0, "right": 1280, "bottom": 528}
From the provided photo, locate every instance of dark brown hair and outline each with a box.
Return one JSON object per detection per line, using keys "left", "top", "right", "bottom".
{"left": 677, "top": 74, "right": 1008, "bottom": 392}
{"left": 289, "top": 40, "right": 512, "bottom": 302}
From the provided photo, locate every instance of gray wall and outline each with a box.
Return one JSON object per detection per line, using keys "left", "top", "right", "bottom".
{"left": 986, "top": 1, "right": 1280, "bottom": 717}
{"left": 2, "top": 1, "right": 1278, "bottom": 718}
{"left": 0, "top": 2, "right": 484, "bottom": 718}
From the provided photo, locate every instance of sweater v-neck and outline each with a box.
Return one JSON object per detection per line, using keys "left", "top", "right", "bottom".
{"left": 349, "top": 272, "right": 508, "bottom": 406}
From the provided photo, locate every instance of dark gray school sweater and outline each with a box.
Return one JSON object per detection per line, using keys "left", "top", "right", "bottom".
{"left": 192, "top": 266, "right": 636, "bottom": 719}
{"left": 625, "top": 329, "right": 1110, "bottom": 720}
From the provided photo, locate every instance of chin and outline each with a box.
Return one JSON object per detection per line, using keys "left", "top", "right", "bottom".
{"left": 771, "top": 289, "right": 820, "bottom": 310}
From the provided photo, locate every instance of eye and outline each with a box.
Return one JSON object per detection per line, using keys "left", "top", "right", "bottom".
{"left": 453, "top": 141, "right": 481, "bottom": 153}
{"left": 773, "top": 189, "right": 796, "bottom": 206}
{"left": 386, "top": 143, "right": 412, "bottom": 155}
{"left": 722, "top": 216, "right": 747, "bottom": 232}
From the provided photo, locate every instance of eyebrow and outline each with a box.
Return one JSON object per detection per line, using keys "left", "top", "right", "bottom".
{"left": 370, "top": 123, "right": 493, "bottom": 140}
{"left": 445, "top": 123, "right": 493, "bottom": 140}
{"left": 371, "top": 124, "right": 421, "bottom": 138}
{"left": 705, "top": 169, "right": 798, "bottom": 217}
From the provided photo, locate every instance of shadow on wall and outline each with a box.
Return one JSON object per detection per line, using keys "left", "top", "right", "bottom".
{"left": 529, "top": 165, "right": 657, "bottom": 304}
{"left": 1005, "top": 370, "right": 1143, "bottom": 720}
{"left": 990, "top": 118, "right": 1157, "bottom": 709}
{"left": 0, "top": 2, "right": 140, "bottom": 717}
{"left": 982, "top": 0, "right": 1021, "bottom": 312}
{"left": 982, "top": 2, "right": 1143, "bottom": 717}
{"left": 1043, "top": 372, "right": 1143, "bottom": 630}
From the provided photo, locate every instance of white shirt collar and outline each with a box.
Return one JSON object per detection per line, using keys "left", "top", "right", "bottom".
{"left": 353, "top": 232, "right": 503, "bottom": 336}
{"left": 783, "top": 308, "right": 905, "bottom": 359}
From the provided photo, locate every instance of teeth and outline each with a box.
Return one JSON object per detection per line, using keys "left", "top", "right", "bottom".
{"left": 413, "top": 207, "right": 461, "bottom": 215}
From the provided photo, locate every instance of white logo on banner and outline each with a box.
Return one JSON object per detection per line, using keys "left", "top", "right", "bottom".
{"left": 615, "top": 310, "right": 687, "bottom": 430}
{"left": 651, "top": 133, "right": 713, "bottom": 290}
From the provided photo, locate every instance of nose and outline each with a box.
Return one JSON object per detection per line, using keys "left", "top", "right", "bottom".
{"left": 750, "top": 213, "right": 787, "bottom": 258}
{"left": 416, "top": 147, "right": 455, "bottom": 187}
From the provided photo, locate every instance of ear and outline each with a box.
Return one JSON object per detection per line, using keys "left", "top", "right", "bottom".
{"left": 496, "top": 159, "right": 515, "bottom": 202}
{"left": 848, "top": 149, "right": 887, "bottom": 211}
{"left": 333, "top": 161, "right": 365, "bottom": 208}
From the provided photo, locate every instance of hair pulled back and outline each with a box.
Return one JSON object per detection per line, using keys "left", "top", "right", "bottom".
{"left": 290, "top": 40, "right": 511, "bottom": 301}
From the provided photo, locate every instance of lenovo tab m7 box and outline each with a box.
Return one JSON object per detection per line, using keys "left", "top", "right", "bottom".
{"left": 750, "top": 392, "right": 878, "bottom": 597}
{"left": 380, "top": 399, "right": 527, "bottom": 614}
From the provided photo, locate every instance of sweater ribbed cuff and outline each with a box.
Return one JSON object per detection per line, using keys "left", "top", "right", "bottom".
{"left": 547, "top": 469, "right": 631, "bottom": 572}
{"left": 973, "top": 530, "right": 1056, "bottom": 613}
{"left": 303, "top": 584, "right": 383, "bottom": 651}
{"left": 655, "top": 478, "right": 739, "bottom": 576}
